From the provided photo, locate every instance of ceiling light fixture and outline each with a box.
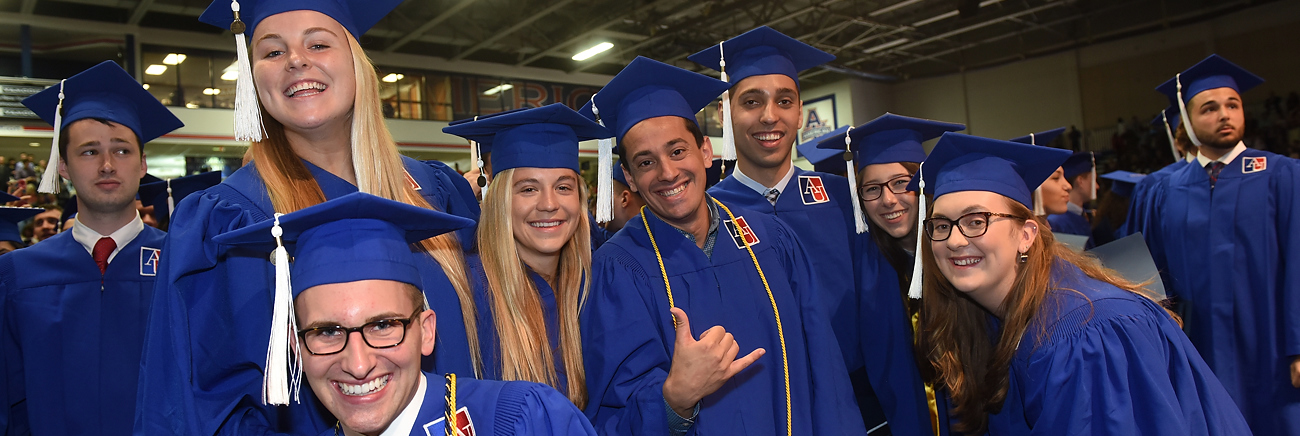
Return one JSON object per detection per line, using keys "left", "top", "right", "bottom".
{"left": 572, "top": 42, "right": 614, "bottom": 61}
{"left": 382, "top": 73, "right": 404, "bottom": 83}
{"left": 162, "top": 53, "right": 187, "bottom": 65}
{"left": 142, "top": 84, "right": 151, "bottom": 90}
{"left": 863, "top": 38, "right": 911, "bottom": 54}
{"left": 203, "top": 88, "right": 221, "bottom": 95}
{"left": 483, "top": 84, "right": 513, "bottom": 96}
{"left": 145, "top": 64, "right": 167, "bottom": 75}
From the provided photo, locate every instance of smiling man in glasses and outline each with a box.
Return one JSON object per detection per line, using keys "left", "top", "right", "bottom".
{"left": 215, "top": 193, "right": 596, "bottom": 436}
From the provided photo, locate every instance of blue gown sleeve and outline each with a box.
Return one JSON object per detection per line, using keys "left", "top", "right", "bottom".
{"left": 1277, "top": 159, "right": 1300, "bottom": 358}
{"left": 134, "top": 191, "right": 324, "bottom": 436}
{"left": 1016, "top": 298, "right": 1252, "bottom": 435}
{"left": 497, "top": 382, "right": 598, "bottom": 436}
{"left": 418, "top": 160, "right": 481, "bottom": 248}
{"left": 580, "top": 248, "right": 674, "bottom": 436}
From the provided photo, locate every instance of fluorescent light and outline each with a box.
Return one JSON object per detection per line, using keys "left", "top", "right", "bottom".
{"left": 221, "top": 70, "right": 239, "bottom": 81}
{"left": 162, "top": 53, "right": 187, "bottom": 65}
{"left": 572, "top": 42, "right": 614, "bottom": 61}
{"left": 185, "top": 103, "right": 199, "bottom": 109}
{"left": 863, "top": 38, "right": 910, "bottom": 54}
{"left": 145, "top": 64, "right": 167, "bottom": 75}
{"left": 142, "top": 84, "right": 151, "bottom": 90}
{"left": 203, "top": 88, "right": 221, "bottom": 95}
{"left": 913, "top": 0, "right": 1005, "bottom": 26}
{"left": 482, "top": 84, "right": 513, "bottom": 96}
{"left": 381, "top": 73, "right": 404, "bottom": 83}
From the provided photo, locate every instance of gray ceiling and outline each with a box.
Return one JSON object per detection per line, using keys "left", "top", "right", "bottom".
{"left": 0, "top": 0, "right": 1285, "bottom": 86}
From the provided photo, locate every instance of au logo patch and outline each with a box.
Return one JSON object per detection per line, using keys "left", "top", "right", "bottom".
{"left": 1243, "top": 156, "right": 1267, "bottom": 173}
{"left": 723, "top": 216, "right": 761, "bottom": 249}
{"left": 404, "top": 169, "right": 423, "bottom": 191}
{"left": 140, "top": 247, "right": 161, "bottom": 276}
{"left": 422, "top": 406, "right": 476, "bottom": 436}
{"left": 798, "top": 175, "right": 830, "bottom": 205}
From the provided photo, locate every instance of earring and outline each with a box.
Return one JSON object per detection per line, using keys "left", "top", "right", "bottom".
{"left": 1018, "top": 252, "right": 1029, "bottom": 264}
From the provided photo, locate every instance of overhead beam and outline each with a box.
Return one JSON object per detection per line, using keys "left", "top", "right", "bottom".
{"left": 20, "top": 0, "right": 38, "bottom": 14}
{"left": 451, "top": 0, "right": 580, "bottom": 61}
{"left": 571, "top": 0, "right": 758, "bottom": 74}
{"left": 384, "top": 0, "right": 481, "bottom": 53}
{"left": 127, "top": 0, "right": 156, "bottom": 25}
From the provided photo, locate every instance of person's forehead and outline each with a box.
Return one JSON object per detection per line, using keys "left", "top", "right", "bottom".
{"left": 1191, "top": 87, "right": 1242, "bottom": 104}
{"left": 65, "top": 119, "right": 137, "bottom": 143}
{"left": 734, "top": 73, "right": 799, "bottom": 95}
{"left": 35, "top": 210, "right": 60, "bottom": 219}
{"left": 625, "top": 116, "right": 693, "bottom": 152}
{"left": 932, "top": 190, "right": 1003, "bottom": 214}
{"left": 253, "top": 10, "right": 346, "bottom": 41}
{"left": 297, "top": 280, "right": 416, "bottom": 321}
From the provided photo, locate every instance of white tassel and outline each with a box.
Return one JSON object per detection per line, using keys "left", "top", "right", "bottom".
{"left": 264, "top": 214, "right": 301, "bottom": 406}
{"left": 843, "top": 127, "right": 867, "bottom": 234}
{"left": 592, "top": 97, "right": 614, "bottom": 223}
{"left": 231, "top": 0, "right": 264, "bottom": 142}
{"left": 907, "top": 162, "right": 926, "bottom": 299}
{"left": 1032, "top": 188, "right": 1045, "bottom": 216}
{"left": 718, "top": 42, "right": 736, "bottom": 161}
{"left": 1161, "top": 112, "right": 1181, "bottom": 162}
{"left": 1088, "top": 152, "right": 1097, "bottom": 201}
{"left": 37, "top": 80, "right": 66, "bottom": 194}
{"left": 468, "top": 139, "right": 479, "bottom": 175}
{"left": 165, "top": 178, "right": 175, "bottom": 219}
{"left": 1175, "top": 73, "right": 1202, "bottom": 148}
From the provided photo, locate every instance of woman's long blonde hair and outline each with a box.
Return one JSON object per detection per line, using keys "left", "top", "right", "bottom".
{"left": 916, "top": 196, "right": 1173, "bottom": 434}
{"left": 248, "top": 32, "right": 481, "bottom": 372}
{"left": 477, "top": 167, "right": 591, "bottom": 408}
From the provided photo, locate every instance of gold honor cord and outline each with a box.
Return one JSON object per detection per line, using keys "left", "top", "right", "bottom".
{"left": 911, "top": 310, "right": 941, "bottom": 436}
{"left": 445, "top": 373, "right": 458, "bottom": 436}
{"left": 639, "top": 199, "right": 793, "bottom": 436}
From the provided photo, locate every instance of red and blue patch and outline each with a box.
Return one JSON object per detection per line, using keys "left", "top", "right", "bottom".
{"left": 798, "top": 175, "right": 830, "bottom": 205}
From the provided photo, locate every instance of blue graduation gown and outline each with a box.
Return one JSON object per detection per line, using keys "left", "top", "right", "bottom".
{"left": 1045, "top": 210, "right": 1093, "bottom": 249}
{"left": 858, "top": 251, "right": 952, "bottom": 436}
{"left": 467, "top": 254, "right": 568, "bottom": 392}
{"left": 581, "top": 200, "right": 866, "bottom": 436}
{"left": 1119, "top": 160, "right": 1186, "bottom": 239}
{"left": 988, "top": 261, "right": 1252, "bottom": 435}
{"left": 315, "top": 372, "right": 595, "bottom": 436}
{"left": 709, "top": 168, "right": 876, "bottom": 368}
{"left": 134, "top": 156, "right": 481, "bottom": 436}
{"left": 1144, "top": 148, "right": 1300, "bottom": 435}
{"left": 1, "top": 226, "right": 165, "bottom": 435}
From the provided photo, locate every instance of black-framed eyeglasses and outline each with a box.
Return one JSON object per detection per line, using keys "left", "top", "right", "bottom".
{"left": 924, "top": 212, "right": 1025, "bottom": 242}
{"left": 297, "top": 309, "right": 423, "bottom": 356}
{"left": 859, "top": 175, "right": 914, "bottom": 202}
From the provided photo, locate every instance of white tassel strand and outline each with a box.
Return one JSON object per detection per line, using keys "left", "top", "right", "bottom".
{"left": 166, "top": 178, "right": 176, "bottom": 219}
{"left": 718, "top": 42, "right": 737, "bottom": 161}
{"left": 907, "top": 162, "right": 926, "bottom": 299}
{"left": 1161, "top": 112, "right": 1181, "bottom": 162}
{"left": 1175, "top": 73, "right": 1202, "bottom": 148}
{"left": 38, "top": 80, "right": 66, "bottom": 194}
{"left": 1088, "top": 152, "right": 1097, "bottom": 202}
{"left": 843, "top": 127, "right": 867, "bottom": 234}
{"left": 592, "top": 97, "right": 614, "bottom": 223}
{"left": 231, "top": 0, "right": 264, "bottom": 142}
{"left": 264, "top": 214, "right": 301, "bottom": 406}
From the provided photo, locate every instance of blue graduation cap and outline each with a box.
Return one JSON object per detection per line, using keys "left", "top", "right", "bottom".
{"left": 1009, "top": 127, "right": 1066, "bottom": 146}
{"left": 1100, "top": 170, "right": 1145, "bottom": 198}
{"left": 902, "top": 132, "right": 1071, "bottom": 299}
{"left": 22, "top": 61, "right": 184, "bottom": 195}
{"left": 449, "top": 108, "right": 531, "bottom": 187}
{"left": 0, "top": 192, "right": 18, "bottom": 204}
{"left": 612, "top": 159, "right": 630, "bottom": 188}
{"left": 798, "top": 126, "right": 849, "bottom": 174}
{"left": 198, "top": 0, "right": 401, "bottom": 41}
{"left": 578, "top": 56, "right": 729, "bottom": 223}
{"left": 60, "top": 198, "right": 77, "bottom": 226}
{"left": 821, "top": 113, "right": 965, "bottom": 167}
{"left": 1155, "top": 55, "right": 1263, "bottom": 148}
{"left": 910, "top": 132, "right": 1071, "bottom": 209}
{"left": 199, "top": 0, "right": 403, "bottom": 143}
{"left": 138, "top": 171, "right": 222, "bottom": 223}
{"left": 139, "top": 174, "right": 163, "bottom": 187}
{"left": 442, "top": 103, "right": 610, "bottom": 177}
{"left": 0, "top": 207, "right": 44, "bottom": 245}
{"left": 687, "top": 26, "right": 835, "bottom": 89}
{"left": 213, "top": 192, "right": 474, "bottom": 405}
{"left": 1061, "top": 152, "right": 1093, "bottom": 180}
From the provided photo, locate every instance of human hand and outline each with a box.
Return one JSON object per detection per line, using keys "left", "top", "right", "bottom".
{"left": 662, "top": 307, "right": 764, "bottom": 417}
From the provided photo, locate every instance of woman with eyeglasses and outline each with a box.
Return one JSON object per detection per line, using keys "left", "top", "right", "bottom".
{"left": 911, "top": 132, "right": 1249, "bottom": 435}
{"left": 820, "top": 114, "right": 965, "bottom": 436}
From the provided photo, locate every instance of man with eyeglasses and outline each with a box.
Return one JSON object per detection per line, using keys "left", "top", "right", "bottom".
{"left": 215, "top": 193, "right": 595, "bottom": 436}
